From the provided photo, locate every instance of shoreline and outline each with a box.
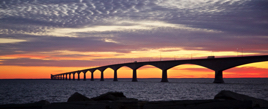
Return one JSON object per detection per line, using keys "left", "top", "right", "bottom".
{"left": 1, "top": 90, "right": 268, "bottom": 109}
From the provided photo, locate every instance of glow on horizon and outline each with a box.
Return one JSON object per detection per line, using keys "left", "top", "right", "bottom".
{"left": 1, "top": 60, "right": 268, "bottom": 79}
{"left": 0, "top": 48, "right": 267, "bottom": 79}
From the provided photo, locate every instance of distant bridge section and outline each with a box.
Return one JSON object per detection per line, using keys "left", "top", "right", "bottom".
{"left": 51, "top": 55, "right": 268, "bottom": 83}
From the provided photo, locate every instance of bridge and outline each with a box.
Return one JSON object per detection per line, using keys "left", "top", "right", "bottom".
{"left": 51, "top": 55, "right": 268, "bottom": 83}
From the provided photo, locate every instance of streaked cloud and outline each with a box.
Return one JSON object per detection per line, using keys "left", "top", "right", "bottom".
{"left": 0, "top": 38, "right": 27, "bottom": 43}
{"left": 45, "top": 20, "right": 220, "bottom": 37}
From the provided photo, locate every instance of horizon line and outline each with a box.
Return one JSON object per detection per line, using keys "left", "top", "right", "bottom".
{"left": 1, "top": 77, "right": 268, "bottom": 80}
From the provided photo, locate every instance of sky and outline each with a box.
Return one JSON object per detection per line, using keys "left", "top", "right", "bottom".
{"left": 0, "top": 0, "right": 268, "bottom": 79}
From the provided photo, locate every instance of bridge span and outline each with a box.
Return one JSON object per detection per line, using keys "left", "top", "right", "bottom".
{"left": 51, "top": 55, "right": 268, "bottom": 83}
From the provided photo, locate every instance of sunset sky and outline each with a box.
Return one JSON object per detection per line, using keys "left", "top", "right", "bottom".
{"left": 0, "top": 0, "right": 268, "bottom": 79}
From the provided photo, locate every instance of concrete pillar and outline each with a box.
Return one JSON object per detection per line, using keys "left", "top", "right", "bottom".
{"left": 73, "top": 73, "right": 75, "bottom": 80}
{"left": 132, "top": 69, "right": 137, "bottom": 82}
{"left": 161, "top": 69, "right": 168, "bottom": 82}
{"left": 78, "top": 72, "right": 80, "bottom": 81}
{"left": 65, "top": 74, "right": 67, "bottom": 80}
{"left": 100, "top": 71, "right": 104, "bottom": 81}
{"left": 213, "top": 70, "right": 224, "bottom": 83}
{"left": 83, "top": 72, "right": 86, "bottom": 81}
{"left": 114, "top": 69, "right": 118, "bottom": 81}
{"left": 91, "top": 72, "right": 94, "bottom": 81}
{"left": 69, "top": 74, "right": 71, "bottom": 80}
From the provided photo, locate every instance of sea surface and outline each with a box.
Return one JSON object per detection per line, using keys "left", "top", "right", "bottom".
{"left": 0, "top": 78, "right": 267, "bottom": 104}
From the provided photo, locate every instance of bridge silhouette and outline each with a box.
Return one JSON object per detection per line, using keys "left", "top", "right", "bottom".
{"left": 51, "top": 55, "right": 268, "bottom": 83}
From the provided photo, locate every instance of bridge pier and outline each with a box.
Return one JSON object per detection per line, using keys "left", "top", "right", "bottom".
{"left": 213, "top": 70, "right": 224, "bottom": 83}
{"left": 65, "top": 74, "right": 67, "bottom": 80}
{"left": 83, "top": 72, "right": 86, "bottom": 81}
{"left": 100, "top": 71, "right": 104, "bottom": 81}
{"left": 91, "top": 72, "right": 94, "bottom": 81}
{"left": 132, "top": 69, "right": 138, "bottom": 82}
{"left": 114, "top": 69, "right": 118, "bottom": 81}
{"left": 73, "top": 73, "right": 75, "bottom": 80}
{"left": 78, "top": 72, "right": 81, "bottom": 81}
{"left": 161, "top": 69, "right": 168, "bottom": 82}
{"left": 69, "top": 74, "right": 71, "bottom": 80}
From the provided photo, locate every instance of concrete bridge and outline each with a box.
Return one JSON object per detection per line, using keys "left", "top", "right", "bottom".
{"left": 51, "top": 55, "right": 268, "bottom": 83}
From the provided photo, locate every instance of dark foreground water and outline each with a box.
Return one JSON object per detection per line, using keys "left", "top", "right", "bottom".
{"left": 0, "top": 78, "right": 267, "bottom": 104}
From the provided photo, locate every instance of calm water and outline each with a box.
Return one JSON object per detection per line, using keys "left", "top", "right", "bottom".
{"left": 0, "top": 78, "right": 267, "bottom": 104}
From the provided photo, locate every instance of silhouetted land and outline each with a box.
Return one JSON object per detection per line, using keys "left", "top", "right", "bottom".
{"left": 1, "top": 90, "right": 268, "bottom": 109}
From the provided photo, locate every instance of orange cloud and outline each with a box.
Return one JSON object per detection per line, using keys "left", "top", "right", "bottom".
{"left": 0, "top": 54, "right": 48, "bottom": 59}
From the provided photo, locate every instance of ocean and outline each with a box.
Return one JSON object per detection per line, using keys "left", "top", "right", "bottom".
{"left": 0, "top": 78, "right": 267, "bottom": 104}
